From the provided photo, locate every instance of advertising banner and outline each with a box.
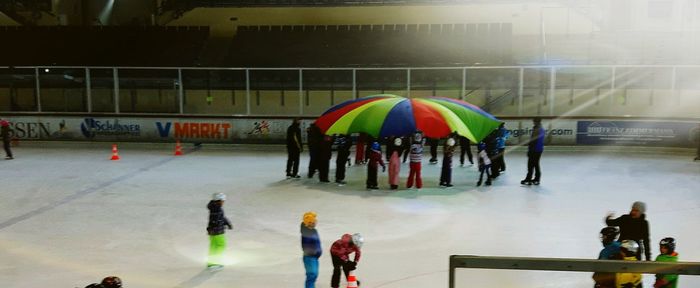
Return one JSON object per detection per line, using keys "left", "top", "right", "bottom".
{"left": 1, "top": 115, "right": 697, "bottom": 148}
{"left": 503, "top": 120, "right": 577, "bottom": 146}
{"left": 576, "top": 121, "right": 699, "bottom": 148}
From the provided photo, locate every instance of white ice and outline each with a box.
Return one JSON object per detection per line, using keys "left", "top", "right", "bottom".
{"left": 0, "top": 143, "right": 698, "bottom": 288}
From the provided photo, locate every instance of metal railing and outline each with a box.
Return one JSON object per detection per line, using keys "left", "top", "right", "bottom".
{"left": 448, "top": 255, "right": 700, "bottom": 288}
{"left": 2, "top": 65, "right": 699, "bottom": 117}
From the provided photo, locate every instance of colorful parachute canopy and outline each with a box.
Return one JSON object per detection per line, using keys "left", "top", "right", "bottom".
{"left": 315, "top": 94, "right": 501, "bottom": 142}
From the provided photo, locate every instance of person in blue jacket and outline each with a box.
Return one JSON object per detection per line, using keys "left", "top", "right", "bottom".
{"left": 521, "top": 117, "right": 545, "bottom": 185}
{"left": 301, "top": 211, "right": 322, "bottom": 288}
{"left": 495, "top": 123, "right": 510, "bottom": 172}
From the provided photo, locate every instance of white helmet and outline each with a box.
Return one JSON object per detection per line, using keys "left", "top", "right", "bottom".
{"left": 413, "top": 132, "right": 423, "bottom": 143}
{"left": 351, "top": 233, "right": 364, "bottom": 248}
{"left": 620, "top": 240, "right": 639, "bottom": 254}
{"left": 394, "top": 137, "right": 402, "bottom": 147}
{"left": 446, "top": 138, "right": 456, "bottom": 147}
{"left": 212, "top": 192, "right": 226, "bottom": 201}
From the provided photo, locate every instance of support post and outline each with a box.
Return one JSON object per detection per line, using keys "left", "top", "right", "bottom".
{"left": 85, "top": 68, "right": 92, "bottom": 113}
{"left": 113, "top": 68, "right": 119, "bottom": 114}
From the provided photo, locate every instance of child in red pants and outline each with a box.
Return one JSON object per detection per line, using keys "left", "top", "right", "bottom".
{"left": 407, "top": 131, "right": 424, "bottom": 189}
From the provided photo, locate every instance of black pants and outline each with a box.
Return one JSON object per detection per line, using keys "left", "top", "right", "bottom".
{"left": 366, "top": 165, "right": 378, "bottom": 188}
{"left": 319, "top": 157, "right": 330, "bottom": 182}
{"left": 331, "top": 254, "right": 353, "bottom": 288}
{"left": 497, "top": 148, "right": 506, "bottom": 171}
{"left": 335, "top": 153, "right": 348, "bottom": 182}
{"left": 3, "top": 139, "right": 11, "bottom": 158}
{"left": 490, "top": 153, "right": 500, "bottom": 178}
{"left": 525, "top": 152, "right": 542, "bottom": 181}
{"left": 308, "top": 150, "right": 318, "bottom": 178}
{"left": 479, "top": 164, "right": 492, "bottom": 183}
{"left": 460, "top": 141, "right": 473, "bottom": 164}
{"left": 440, "top": 156, "right": 452, "bottom": 185}
{"left": 286, "top": 149, "right": 300, "bottom": 176}
{"left": 429, "top": 140, "right": 438, "bottom": 162}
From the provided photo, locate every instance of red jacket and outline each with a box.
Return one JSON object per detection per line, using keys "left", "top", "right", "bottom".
{"left": 330, "top": 234, "right": 361, "bottom": 262}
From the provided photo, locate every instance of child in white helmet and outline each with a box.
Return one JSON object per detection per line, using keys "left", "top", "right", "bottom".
{"left": 406, "top": 131, "right": 424, "bottom": 189}
{"left": 207, "top": 192, "right": 232, "bottom": 269}
{"left": 476, "top": 142, "right": 492, "bottom": 186}
{"left": 330, "top": 233, "right": 363, "bottom": 288}
{"left": 439, "top": 135, "right": 456, "bottom": 187}
{"left": 616, "top": 240, "right": 642, "bottom": 288}
{"left": 388, "top": 137, "right": 403, "bottom": 190}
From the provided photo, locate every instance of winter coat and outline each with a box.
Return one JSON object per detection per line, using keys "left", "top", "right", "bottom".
{"left": 616, "top": 256, "right": 642, "bottom": 288}
{"left": 443, "top": 145, "right": 454, "bottom": 166}
{"left": 529, "top": 125, "right": 545, "bottom": 153}
{"left": 593, "top": 241, "right": 621, "bottom": 288}
{"left": 330, "top": 234, "right": 361, "bottom": 263}
{"left": 207, "top": 201, "right": 232, "bottom": 236}
{"left": 286, "top": 123, "right": 302, "bottom": 152}
{"left": 655, "top": 253, "right": 679, "bottom": 288}
{"left": 368, "top": 149, "right": 385, "bottom": 170}
{"left": 300, "top": 223, "right": 322, "bottom": 258}
{"left": 409, "top": 142, "right": 423, "bottom": 163}
{"left": 1, "top": 123, "right": 10, "bottom": 141}
{"left": 496, "top": 127, "right": 510, "bottom": 149}
{"left": 606, "top": 214, "right": 651, "bottom": 260}
{"left": 336, "top": 136, "right": 351, "bottom": 165}
{"left": 598, "top": 241, "right": 622, "bottom": 260}
{"left": 477, "top": 150, "right": 491, "bottom": 167}
{"left": 307, "top": 124, "right": 322, "bottom": 152}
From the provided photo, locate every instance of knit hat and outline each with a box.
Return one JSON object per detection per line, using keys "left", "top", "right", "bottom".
{"left": 303, "top": 211, "right": 317, "bottom": 227}
{"left": 0, "top": 120, "right": 8, "bottom": 127}
{"left": 632, "top": 201, "right": 646, "bottom": 214}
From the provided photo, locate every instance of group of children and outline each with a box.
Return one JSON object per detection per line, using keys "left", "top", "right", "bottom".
{"left": 300, "top": 212, "right": 364, "bottom": 288}
{"left": 300, "top": 124, "right": 509, "bottom": 190}
{"left": 596, "top": 201, "right": 680, "bottom": 288}
{"left": 595, "top": 227, "right": 679, "bottom": 288}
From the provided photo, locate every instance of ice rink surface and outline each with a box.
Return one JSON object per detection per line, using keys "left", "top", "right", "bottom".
{"left": 0, "top": 143, "right": 698, "bottom": 288}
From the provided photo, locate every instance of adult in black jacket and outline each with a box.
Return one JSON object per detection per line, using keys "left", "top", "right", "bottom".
{"left": 335, "top": 135, "right": 351, "bottom": 185}
{"left": 458, "top": 135, "right": 473, "bottom": 166}
{"left": 307, "top": 123, "right": 322, "bottom": 178}
{"left": 207, "top": 193, "right": 232, "bottom": 268}
{"left": 485, "top": 131, "right": 500, "bottom": 178}
{"left": 318, "top": 135, "right": 333, "bottom": 183}
{"left": 605, "top": 201, "right": 651, "bottom": 261}
{"left": 286, "top": 118, "right": 302, "bottom": 178}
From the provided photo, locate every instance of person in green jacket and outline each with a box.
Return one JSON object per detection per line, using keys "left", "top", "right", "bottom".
{"left": 654, "top": 237, "right": 679, "bottom": 288}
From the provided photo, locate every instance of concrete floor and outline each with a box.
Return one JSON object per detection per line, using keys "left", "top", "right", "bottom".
{"left": 0, "top": 143, "right": 698, "bottom": 288}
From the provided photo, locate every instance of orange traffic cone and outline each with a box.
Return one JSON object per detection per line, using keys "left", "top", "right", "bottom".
{"left": 347, "top": 270, "right": 358, "bottom": 288}
{"left": 174, "top": 140, "right": 183, "bottom": 156}
{"left": 110, "top": 144, "right": 120, "bottom": 160}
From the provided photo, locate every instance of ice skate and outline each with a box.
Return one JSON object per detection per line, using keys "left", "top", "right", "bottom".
{"left": 485, "top": 180, "right": 492, "bottom": 186}
{"left": 476, "top": 181, "right": 482, "bottom": 186}
{"left": 520, "top": 179, "right": 532, "bottom": 185}
{"left": 532, "top": 180, "right": 540, "bottom": 185}
{"left": 5, "top": 156, "right": 13, "bottom": 160}
{"left": 207, "top": 264, "right": 224, "bottom": 271}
